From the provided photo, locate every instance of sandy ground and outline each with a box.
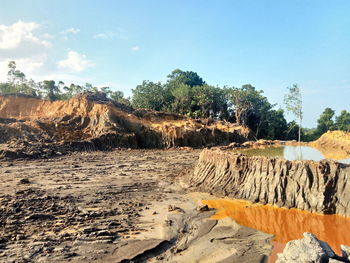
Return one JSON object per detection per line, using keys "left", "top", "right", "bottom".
{"left": 0, "top": 149, "right": 272, "bottom": 263}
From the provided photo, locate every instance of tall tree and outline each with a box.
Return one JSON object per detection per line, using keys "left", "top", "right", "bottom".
{"left": 7, "top": 61, "right": 26, "bottom": 84}
{"left": 316, "top": 107, "right": 335, "bottom": 135}
{"left": 284, "top": 84, "right": 303, "bottom": 142}
{"left": 41, "top": 80, "right": 60, "bottom": 101}
{"left": 226, "top": 85, "right": 271, "bottom": 127}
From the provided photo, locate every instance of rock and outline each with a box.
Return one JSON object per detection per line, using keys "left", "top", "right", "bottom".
{"left": 168, "top": 205, "right": 184, "bottom": 213}
{"left": 164, "top": 219, "right": 173, "bottom": 226}
{"left": 18, "top": 178, "right": 30, "bottom": 184}
{"left": 276, "top": 232, "right": 336, "bottom": 263}
{"left": 197, "top": 204, "right": 210, "bottom": 212}
{"left": 328, "top": 259, "right": 345, "bottom": 263}
{"left": 341, "top": 244, "right": 350, "bottom": 260}
{"left": 95, "top": 230, "right": 112, "bottom": 237}
{"left": 25, "top": 213, "right": 55, "bottom": 221}
{"left": 16, "top": 234, "right": 26, "bottom": 241}
{"left": 81, "top": 226, "right": 100, "bottom": 234}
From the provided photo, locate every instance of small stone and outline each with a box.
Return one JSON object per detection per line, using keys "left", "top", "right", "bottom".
{"left": 197, "top": 204, "right": 209, "bottom": 212}
{"left": 25, "top": 213, "right": 55, "bottom": 221}
{"left": 18, "top": 178, "right": 30, "bottom": 184}
{"left": 16, "top": 235, "right": 26, "bottom": 241}
{"left": 164, "top": 219, "right": 173, "bottom": 226}
{"left": 341, "top": 244, "right": 350, "bottom": 260}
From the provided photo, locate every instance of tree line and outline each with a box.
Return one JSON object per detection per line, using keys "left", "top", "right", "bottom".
{"left": 1, "top": 61, "right": 348, "bottom": 141}
{"left": 0, "top": 61, "right": 129, "bottom": 104}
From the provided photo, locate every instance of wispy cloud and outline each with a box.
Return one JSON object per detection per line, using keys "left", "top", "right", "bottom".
{"left": 60, "top": 28, "right": 80, "bottom": 34}
{"left": 93, "top": 28, "right": 128, "bottom": 40}
{"left": 57, "top": 50, "right": 94, "bottom": 72}
{"left": 131, "top": 46, "right": 140, "bottom": 51}
{"left": 93, "top": 32, "right": 115, "bottom": 39}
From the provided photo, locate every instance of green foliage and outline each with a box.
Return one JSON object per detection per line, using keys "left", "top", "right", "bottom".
{"left": 335, "top": 110, "right": 350, "bottom": 131}
{"left": 131, "top": 81, "right": 169, "bottom": 111}
{"left": 191, "top": 85, "right": 227, "bottom": 118}
{"left": 226, "top": 85, "right": 266, "bottom": 125}
{"left": 166, "top": 69, "right": 205, "bottom": 88}
{"left": 41, "top": 80, "right": 60, "bottom": 101}
{"left": 302, "top": 128, "right": 319, "bottom": 142}
{"left": 316, "top": 107, "right": 335, "bottom": 135}
{"left": 0, "top": 61, "right": 40, "bottom": 97}
{"left": 170, "top": 83, "right": 192, "bottom": 115}
{"left": 0, "top": 60, "right": 128, "bottom": 104}
{"left": 257, "top": 109, "right": 288, "bottom": 140}
{"left": 225, "top": 84, "right": 286, "bottom": 139}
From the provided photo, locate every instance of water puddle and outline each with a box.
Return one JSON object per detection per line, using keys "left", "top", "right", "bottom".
{"left": 202, "top": 199, "right": 350, "bottom": 262}
{"left": 235, "top": 145, "right": 350, "bottom": 164}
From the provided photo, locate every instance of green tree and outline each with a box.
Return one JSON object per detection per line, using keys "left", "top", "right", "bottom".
{"left": 7, "top": 61, "right": 26, "bottom": 84}
{"left": 166, "top": 69, "right": 205, "bottom": 88}
{"left": 257, "top": 109, "right": 288, "bottom": 140}
{"left": 335, "top": 110, "right": 350, "bottom": 131}
{"left": 226, "top": 85, "right": 269, "bottom": 125}
{"left": 131, "top": 81, "right": 170, "bottom": 111}
{"left": 284, "top": 84, "right": 303, "bottom": 142}
{"left": 192, "top": 85, "right": 226, "bottom": 118}
{"left": 170, "top": 84, "right": 192, "bottom": 115}
{"left": 316, "top": 107, "right": 335, "bottom": 135}
{"left": 0, "top": 61, "right": 40, "bottom": 97}
{"left": 41, "top": 80, "right": 60, "bottom": 101}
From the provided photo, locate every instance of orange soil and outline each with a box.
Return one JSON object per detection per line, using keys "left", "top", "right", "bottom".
{"left": 203, "top": 199, "right": 350, "bottom": 261}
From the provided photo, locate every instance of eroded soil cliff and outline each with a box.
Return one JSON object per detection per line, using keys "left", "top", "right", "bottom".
{"left": 190, "top": 148, "right": 350, "bottom": 217}
{"left": 0, "top": 93, "right": 251, "bottom": 156}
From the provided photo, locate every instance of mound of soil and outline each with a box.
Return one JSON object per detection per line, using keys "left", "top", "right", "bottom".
{"left": 0, "top": 93, "right": 251, "bottom": 156}
{"left": 311, "top": 131, "right": 350, "bottom": 159}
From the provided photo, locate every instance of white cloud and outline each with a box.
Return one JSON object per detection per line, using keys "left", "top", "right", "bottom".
{"left": 57, "top": 51, "right": 94, "bottom": 72}
{"left": 0, "top": 20, "right": 52, "bottom": 81}
{"left": 131, "top": 46, "right": 140, "bottom": 51}
{"left": 61, "top": 28, "right": 80, "bottom": 34}
{"left": 0, "top": 20, "right": 51, "bottom": 57}
{"left": 41, "top": 33, "right": 55, "bottom": 39}
{"left": 93, "top": 28, "right": 128, "bottom": 40}
{"left": 93, "top": 32, "right": 115, "bottom": 39}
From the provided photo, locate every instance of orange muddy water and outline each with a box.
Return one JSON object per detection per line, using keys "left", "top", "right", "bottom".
{"left": 202, "top": 199, "right": 350, "bottom": 262}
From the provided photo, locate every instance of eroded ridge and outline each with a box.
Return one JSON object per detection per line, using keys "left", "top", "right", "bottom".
{"left": 190, "top": 148, "right": 350, "bottom": 216}
{"left": 0, "top": 93, "right": 251, "bottom": 155}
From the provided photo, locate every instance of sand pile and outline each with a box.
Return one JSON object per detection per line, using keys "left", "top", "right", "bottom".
{"left": 311, "top": 130, "right": 350, "bottom": 159}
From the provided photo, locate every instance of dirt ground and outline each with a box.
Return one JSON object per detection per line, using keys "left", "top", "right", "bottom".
{"left": 0, "top": 149, "right": 272, "bottom": 263}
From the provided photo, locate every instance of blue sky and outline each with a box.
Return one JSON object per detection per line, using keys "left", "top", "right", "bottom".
{"left": 0, "top": 0, "right": 349, "bottom": 127}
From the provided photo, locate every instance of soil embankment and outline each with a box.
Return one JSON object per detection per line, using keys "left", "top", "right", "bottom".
{"left": 0, "top": 93, "right": 251, "bottom": 158}
{"left": 189, "top": 148, "right": 350, "bottom": 217}
{"left": 311, "top": 130, "right": 350, "bottom": 160}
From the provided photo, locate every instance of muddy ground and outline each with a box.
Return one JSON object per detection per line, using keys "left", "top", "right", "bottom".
{"left": 0, "top": 149, "right": 272, "bottom": 263}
